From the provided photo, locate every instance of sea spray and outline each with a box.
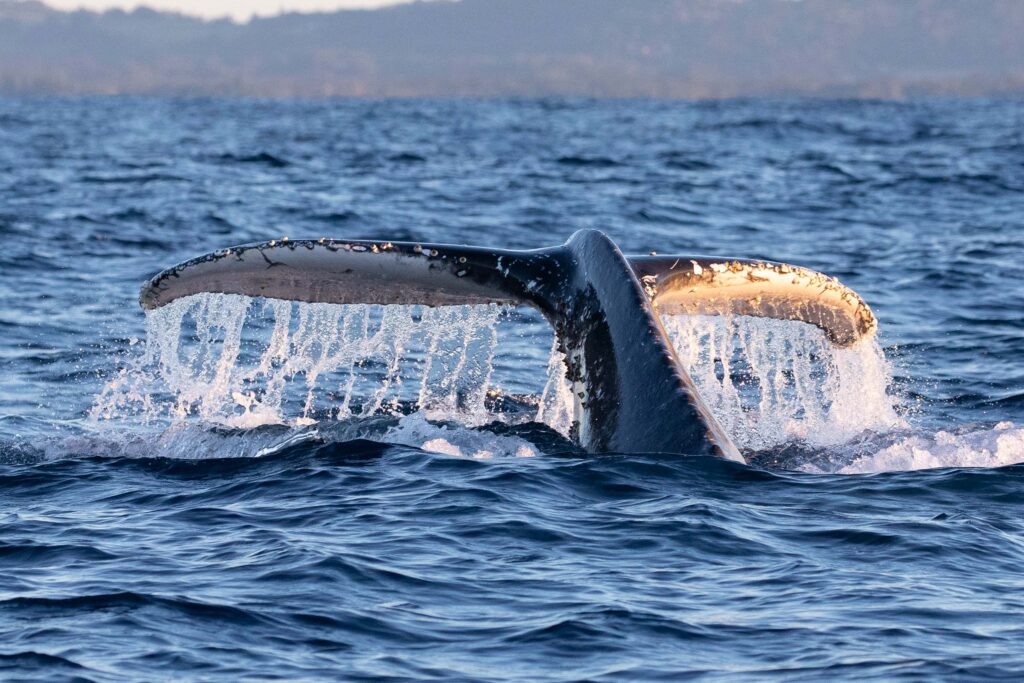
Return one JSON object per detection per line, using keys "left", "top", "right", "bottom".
{"left": 92, "top": 295, "right": 902, "bottom": 452}
{"left": 91, "top": 294, "right": 508, "bottom": 428}
{"left": 535, "top": 338, "right": 575, "bottom": 437}
{"left": 661, "top": 314, "right": 902, "bottom": 450}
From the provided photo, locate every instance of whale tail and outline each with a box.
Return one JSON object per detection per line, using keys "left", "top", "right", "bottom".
{"left": 140, "top": 230, "right": 877, "bottom": 462}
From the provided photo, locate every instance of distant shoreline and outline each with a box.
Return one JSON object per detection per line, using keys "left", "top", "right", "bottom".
{"left": 3, "top": 0, "right": 1023, "bottom": 99}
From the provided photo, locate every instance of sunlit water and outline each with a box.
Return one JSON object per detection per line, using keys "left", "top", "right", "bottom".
{"left": 1, "top": 97, "right": 1023, "bottom": 680}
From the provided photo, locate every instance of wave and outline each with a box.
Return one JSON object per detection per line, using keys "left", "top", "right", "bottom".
{"left": 210, "top": 152, "right": 291, "bottom": 168}
{"left": 824, "top": 422, "right": 1024, "bottom": 474}
{"left": 9, "top": 414, "right": 1023, "bottom": 478}
{"left": 555, "top": 155, "right": 621, "bottom": 168}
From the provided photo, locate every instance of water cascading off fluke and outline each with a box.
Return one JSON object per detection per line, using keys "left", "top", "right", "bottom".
{"left": 101, "top": 230, "right": 895, "bottom": 460}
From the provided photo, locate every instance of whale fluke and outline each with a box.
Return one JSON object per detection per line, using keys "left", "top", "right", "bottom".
{"left": 630, "top": 255, "right": 876, "bottom": 347}
{"left": 139, "top": 230, "right": 877, "bottom": 462}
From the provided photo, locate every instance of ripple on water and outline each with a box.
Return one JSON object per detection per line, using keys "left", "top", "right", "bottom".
{"left": 2, "top": 98, "right": 1024, "bottom": 680}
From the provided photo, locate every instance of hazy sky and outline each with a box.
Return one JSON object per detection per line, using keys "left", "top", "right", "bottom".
{"left": 42, "top": 0, "right": 413, "bottom": 21}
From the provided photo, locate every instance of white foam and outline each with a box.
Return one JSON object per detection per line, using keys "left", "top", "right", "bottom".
{"left": 386, "top": 413, "right": 539, "bottom": 459}
{"left": 14, "top": 420, "right": 304, "bottom": 462}
{"left": 825, "top": 422, "right": 1024, "bottom": 474}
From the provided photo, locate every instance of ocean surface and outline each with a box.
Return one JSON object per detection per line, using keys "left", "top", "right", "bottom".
{"left": 1, "top": 97, "right": 1023, "bottom": 680}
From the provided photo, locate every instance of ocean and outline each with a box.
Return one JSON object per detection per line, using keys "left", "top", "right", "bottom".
{"left": 1, "top": 96, "right": 1023, "bottom": 680}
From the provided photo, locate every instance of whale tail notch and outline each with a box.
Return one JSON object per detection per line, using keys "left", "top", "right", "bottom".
{"left": 140, "top": 230, "right": 877, "bottom": 461}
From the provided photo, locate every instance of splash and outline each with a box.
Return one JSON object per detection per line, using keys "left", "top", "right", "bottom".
{"left": 386, "top": 413, "right": 539, "bottom": 459}
{"left": 661, "top": 314, "right": 902, "bottom": 451}
{"left": 91, "top": 294, "right": 508, "bottom": 428}
{"left": 522, "top": 313, "right": 903, "bottom": 452}
{"left": 92, "top": 295, "right": 903, "bottom": 460}
{"left": 825, "top": 422, "right": 1024, "bottom": 474}
{"left": 535, "top": 338, "right": 575, "bottom": 437}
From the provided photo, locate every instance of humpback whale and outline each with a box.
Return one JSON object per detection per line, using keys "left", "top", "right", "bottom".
{"left": 140, "top": 230, "right": 876, "bottom": 463}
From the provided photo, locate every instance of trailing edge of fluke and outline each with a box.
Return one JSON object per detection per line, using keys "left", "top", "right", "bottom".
{"left": 140, "top": 230, "right": 877, "bottom": 463}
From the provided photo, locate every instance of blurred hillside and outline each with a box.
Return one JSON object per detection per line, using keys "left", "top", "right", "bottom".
{"left": 2, "top": 0, "right": 1023, "bottom": 97}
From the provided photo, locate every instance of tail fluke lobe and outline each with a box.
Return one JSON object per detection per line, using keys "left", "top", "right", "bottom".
{"left": 139, "top": 238, "right": 550, "bottom": 311}
{"left": 631, "top": 255, "right": 876, "bottom": 346}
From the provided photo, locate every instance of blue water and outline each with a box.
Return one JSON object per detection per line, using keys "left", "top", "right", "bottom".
{"left": 1, "top": 97, "right": 1024, "bottom": 680}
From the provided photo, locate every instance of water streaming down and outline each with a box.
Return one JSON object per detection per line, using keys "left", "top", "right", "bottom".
{"left": 92, "top": 294, "right": 510, "bottom": 430}
{"left": 91, "top": 294, "right": 903, "bottom": 458}
{"left": 662, "top": 314, "right": 902, "bottom": 451}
